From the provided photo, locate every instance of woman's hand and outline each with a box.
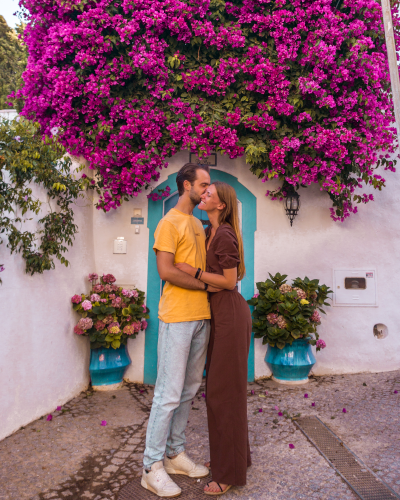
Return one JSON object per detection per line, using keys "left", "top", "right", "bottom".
{"left": 175, "top": 262, "right": 197, "bottom": 277}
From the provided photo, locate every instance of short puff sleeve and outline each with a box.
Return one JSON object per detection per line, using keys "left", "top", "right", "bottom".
{"left": 214, "top": 225, "right": 240, "bottom": 269}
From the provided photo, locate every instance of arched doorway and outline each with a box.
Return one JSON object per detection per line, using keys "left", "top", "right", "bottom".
{"left": 144, "top": 170, "right": 256, "bottom": 384}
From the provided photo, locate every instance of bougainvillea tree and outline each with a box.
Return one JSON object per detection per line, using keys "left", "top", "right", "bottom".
{"left": 16, "top": 0, "right": 399, "bottom": 220}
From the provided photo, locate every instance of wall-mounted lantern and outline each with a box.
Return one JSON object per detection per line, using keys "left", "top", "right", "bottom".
{"left": 284, "top": 184, "right": 300, "bottom": 226}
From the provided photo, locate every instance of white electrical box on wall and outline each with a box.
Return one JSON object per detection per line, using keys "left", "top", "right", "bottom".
{"left": 113, "top": 237, "right": 127, "bottom": 254}
{"left": 333, "top": 269, "right": 377, "bottom": 307}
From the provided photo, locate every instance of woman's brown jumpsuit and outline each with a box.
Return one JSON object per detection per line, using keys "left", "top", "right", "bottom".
{"left": 205, "top": 224, "right": 252, "bottom": 486}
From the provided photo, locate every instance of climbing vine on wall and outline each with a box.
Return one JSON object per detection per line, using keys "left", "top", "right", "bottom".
{"left": 16, "top": 0, "right": 399, "bottom": 220}
{"left": 0, "top": 117, "right": 89, "bottom": 277}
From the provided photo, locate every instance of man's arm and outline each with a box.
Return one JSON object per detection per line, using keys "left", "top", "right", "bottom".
{"left": 157, "top": 251, "right": 206, "bottom": 290}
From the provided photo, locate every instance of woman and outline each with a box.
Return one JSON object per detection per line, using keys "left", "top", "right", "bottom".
{"left": 176, "top": 181, "right": 252, "bottom": 496}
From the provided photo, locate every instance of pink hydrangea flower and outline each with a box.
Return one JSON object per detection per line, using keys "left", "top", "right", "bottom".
{"left": 132, "top": 321, "right": 142, "bottom": 332}
{"left": 141, "top": 320, "right": 148, "bottom": 330}
{"left": 123, "top": 324, "right": 135, "bottom": 335}
{"left": 88, "top": 273, "right": 98, "bottom": 282}
{"left": 102, "top": 274, "right": 116, "bottom": 284}
{"left": 103, "top": 315, "right": 114, "bottom": 324}
{"left": 316, "top": 339, "right": 326, "bottom": 350}
{"left": 81, "top": 300, "right": 92, "bottom": 311}
{"left": 266, "top": 313, "right": 278, "bottom": 325}
{"left": 74, "top": 325, "right": 85, "bottom": 335}
{"left": 276, "top": 316, "right": 287, "bottom": 329}
{"left": 93, "top": 284, "right": 104, "bottom": 293}
{"left": 294, "top": 287, "right": 307, "bottom": 300}
{"left": 90, "top": 294, "right": 101, "bottom": 302}
{"left": 78, "top": 317, "right": 93, "bottom": 330}
{"left": 112, "top": 297, "right": 123, "bottom": 308}
{"left": 311, "top": 310, "right": 321, "bottom": 323}
{"left": 95, "top": 320, "right": 106, "bottom": 331}
{"left": 71, "top": 294, "right": 82, "bottom": 304}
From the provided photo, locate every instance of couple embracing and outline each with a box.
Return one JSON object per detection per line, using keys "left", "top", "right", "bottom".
{"left": 141, "top": 163, "right": 252, "bottom": 497}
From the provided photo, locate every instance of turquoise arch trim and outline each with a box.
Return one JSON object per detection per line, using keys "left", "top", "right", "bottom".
{"left": 144, "top": 169, "right": 257, "bottom": 385}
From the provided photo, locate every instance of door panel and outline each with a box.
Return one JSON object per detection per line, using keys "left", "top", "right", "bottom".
{"left": 145, "top": 170, "right": 256, "bottom": 385}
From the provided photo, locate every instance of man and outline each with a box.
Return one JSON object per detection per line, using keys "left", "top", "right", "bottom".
{"left": 142, "top": 163, "right": 218, "bottom": 498}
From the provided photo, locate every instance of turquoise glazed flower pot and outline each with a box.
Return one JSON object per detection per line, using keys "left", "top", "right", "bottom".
{"left": 265, "top": 338, "right": 316, "bottom": 384}
{"left": 89, "top": 345, "right": 131, "bottom": 391}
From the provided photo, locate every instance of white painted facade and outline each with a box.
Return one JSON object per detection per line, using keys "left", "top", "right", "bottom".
{"left": 0, "top": 159, "right": 94, "bottom": 441}
{"left": 92, "top": 149, "right": 400, "bottom": 381}
{"left": 1, "top": 150, "right": 399, "bottom": 439}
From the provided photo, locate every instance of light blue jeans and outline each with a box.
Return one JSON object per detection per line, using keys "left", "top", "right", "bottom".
{"left": 143, "top": 319, "right": 210, "bottom": 469}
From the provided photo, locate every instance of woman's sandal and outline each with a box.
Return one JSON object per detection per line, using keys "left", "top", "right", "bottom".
{"left": 204, "top": 481, "right": 232, "bottom": 496}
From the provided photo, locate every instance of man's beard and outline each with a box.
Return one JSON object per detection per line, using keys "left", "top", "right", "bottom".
{"left": 189, "top": 188, "right": 201, "bottom": 206}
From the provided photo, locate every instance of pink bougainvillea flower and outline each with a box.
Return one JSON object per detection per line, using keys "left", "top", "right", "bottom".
{"left": 251, "top": 390, "right": 255, "bottom": 395}
{"left": 258, "top": 408, "right": 263, "bottom": 413}
{"left": 139, "top": 389, "right": 144, "bottom": 393}
{"left": 16, "top": 0, "right": 399, "bottom": 222}
{"left": 101, "top": 420, "right": 107, "bottom": 426}
{"left": 311, "top": 402, "right": 316, "bottom": 407}
{"left": 278, "top": 412, "right": 283, "bottom": 416}
{"left": 394, "top": 390, "right": 398, "bottom": 394}
{"left": 304, "top": 394, "right": 308, "bottom": 398}
{"left": 289, "top": 444, "right": 295, "bottom": 449}
{"left": 46, "top": 414, "right": 53, "bottom": 421}
{"left": 56, "top": 406, "right": 62, "bottom": 411}
{"left": 253, "top": 293, "right": 259, "bottom": 298}
{"left": 201, "top": 393, "right": 206, "bottom": 398}
{"left": 342, "top": 408, "right": 347, "bottom": 413}
{"left": 265, "top": 391, "right": 268, "bottom": 396}
{"left": 274, "top": 405, "right": 279, "bottom": 411}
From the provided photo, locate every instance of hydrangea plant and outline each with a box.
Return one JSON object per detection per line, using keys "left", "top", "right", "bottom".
{"left": 72, "top": 273, "right": 150, "bottom": 349}
{"left": 15, "top": 0, "right": 399, "bottom": 220}
{"left": 247, "top": 273, "right": 332, "bottom": 350}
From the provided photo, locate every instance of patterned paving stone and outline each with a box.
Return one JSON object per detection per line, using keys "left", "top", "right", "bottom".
{"left": 0, "top": 372, "right": 399, "bottom": 500}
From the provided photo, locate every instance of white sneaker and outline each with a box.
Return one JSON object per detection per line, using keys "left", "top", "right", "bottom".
{"left": 141, "top": 461, "right": 182, "bottom": 498}
{"left": 164, "top": 451, "right": 209, "bottom": 478}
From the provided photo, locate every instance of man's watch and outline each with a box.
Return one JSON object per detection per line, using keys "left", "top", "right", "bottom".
{"left": 203, "top": 283, "right": 208, "bottom": 291}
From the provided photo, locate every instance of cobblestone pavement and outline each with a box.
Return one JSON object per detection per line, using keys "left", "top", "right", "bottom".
{"left": 0, "top": 370, "right": 399, "bottom": 500}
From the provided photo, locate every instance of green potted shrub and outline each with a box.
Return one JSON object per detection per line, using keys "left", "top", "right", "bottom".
{"left": 72, "top": 273, "right": 149, "bottom": 390}
{"left": 247, "top": 273, "right": 332, "bottom": 384}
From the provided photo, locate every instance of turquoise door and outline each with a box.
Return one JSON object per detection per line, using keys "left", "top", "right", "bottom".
{"left": 144, "top": 170, "right": 256, "bottom": 384}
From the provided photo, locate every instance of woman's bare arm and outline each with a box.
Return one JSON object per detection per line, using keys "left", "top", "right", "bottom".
{"left": 175, "top": 262, "right": 237, "bottom": 290}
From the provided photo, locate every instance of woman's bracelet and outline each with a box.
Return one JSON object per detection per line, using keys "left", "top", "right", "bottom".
{"left": 195, "top": 268, "right": 201, "bottom": 279}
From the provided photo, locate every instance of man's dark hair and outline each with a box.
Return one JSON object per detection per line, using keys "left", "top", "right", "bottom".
{"left": 176, "top": 163, "right": 210, "bottom": 196}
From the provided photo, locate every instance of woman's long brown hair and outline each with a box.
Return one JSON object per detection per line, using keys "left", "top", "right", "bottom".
{"left": 213, "top": 181, "right": 246, "bottom": 281}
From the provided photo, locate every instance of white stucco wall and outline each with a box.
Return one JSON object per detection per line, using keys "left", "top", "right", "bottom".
{"left": 92, "top": 149, "right": 400, "bottom": 382}
{"left": 0, "top": 159, "right": 94, "bottom": 441}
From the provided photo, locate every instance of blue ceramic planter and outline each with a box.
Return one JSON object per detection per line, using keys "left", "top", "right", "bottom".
{"left": 265, "top": 338, "right": 316, "bottom": 384}
{"left": 90, "top": 345, "right": 131, "bottom": 388}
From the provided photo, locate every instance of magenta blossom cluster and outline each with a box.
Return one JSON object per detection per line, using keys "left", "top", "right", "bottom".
{"left": 17, "top": 0, "right": 399, "bottom": 219}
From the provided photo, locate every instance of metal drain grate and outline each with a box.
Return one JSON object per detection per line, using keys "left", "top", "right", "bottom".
{"left": 294, "top": 416, "right": 400, "bottom": 500}
{"left": 118, "top": 474, "right": 211, "bottom": 499}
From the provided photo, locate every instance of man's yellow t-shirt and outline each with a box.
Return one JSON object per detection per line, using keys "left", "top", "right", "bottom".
{"left": 153, "top": 208, "right": 211, "bottom": 323}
